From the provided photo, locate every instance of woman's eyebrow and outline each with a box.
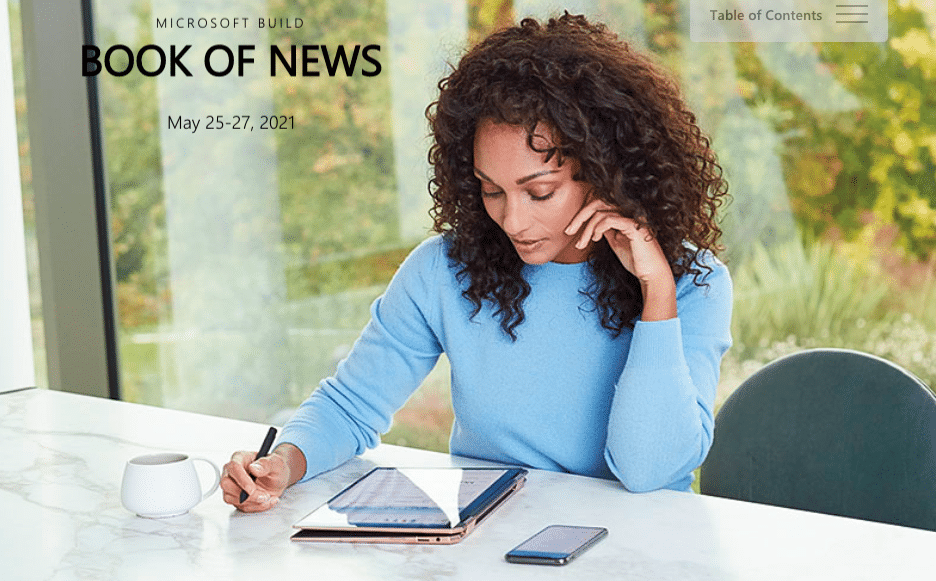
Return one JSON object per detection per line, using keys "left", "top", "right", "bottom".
{"left": 473, "top": 168, "right": 561, "bottom": 185}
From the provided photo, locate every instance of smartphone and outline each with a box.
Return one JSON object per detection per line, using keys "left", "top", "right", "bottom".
{"left": 504, "top": 525, "right": 608, "bottom": 566}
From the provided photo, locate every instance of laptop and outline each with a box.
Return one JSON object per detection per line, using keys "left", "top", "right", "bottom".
{"left": 291, "top": 466, "right": 528, "bottom": 544}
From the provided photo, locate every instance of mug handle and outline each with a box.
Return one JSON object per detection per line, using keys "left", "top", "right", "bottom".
{"left": 191, "top": 457, "right": 221, "bottom": 500}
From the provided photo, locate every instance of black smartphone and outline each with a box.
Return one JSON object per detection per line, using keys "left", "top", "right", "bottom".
{"left": 504, "top": 525, "right": 608, "bottom": 566}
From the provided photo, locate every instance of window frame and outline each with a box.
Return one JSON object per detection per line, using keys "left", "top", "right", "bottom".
{"left": 18, "top": 0, "right": 119, "bottom": 399}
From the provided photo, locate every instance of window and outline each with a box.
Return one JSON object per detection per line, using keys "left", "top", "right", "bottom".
{"left": 18, "top": 0, "right": 935, "bottom": 452}
{"left": 92, "top": 1, "right": 463, "bottom": 447}
{"left": 2, "top": 0, "right": 41, "bottom": 392}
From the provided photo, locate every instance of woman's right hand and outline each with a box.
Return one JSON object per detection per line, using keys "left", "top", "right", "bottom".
{"left": 221, "top": 444, "right": 302, "bottom": 513}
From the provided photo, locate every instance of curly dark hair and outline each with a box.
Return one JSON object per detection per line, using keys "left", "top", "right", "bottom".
{"left": 426, "top": 13, "right": 729, "bottom": 340}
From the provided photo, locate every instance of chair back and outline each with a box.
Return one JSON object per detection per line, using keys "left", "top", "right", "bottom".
{"left": 700, "top": 348, "right": 936, "bottom": 532}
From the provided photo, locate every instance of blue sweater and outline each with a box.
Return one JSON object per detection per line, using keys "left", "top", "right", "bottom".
{"left": 279, "top": 235, "right": 732, "bottom": 492}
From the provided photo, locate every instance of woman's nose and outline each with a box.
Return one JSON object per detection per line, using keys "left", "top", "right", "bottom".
{"left": 501, "top": 194, "right": 530, "bottom": 236}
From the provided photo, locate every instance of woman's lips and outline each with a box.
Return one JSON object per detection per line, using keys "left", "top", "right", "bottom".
{"left": 511, "top": 238, "right": 545, "bottom": 251}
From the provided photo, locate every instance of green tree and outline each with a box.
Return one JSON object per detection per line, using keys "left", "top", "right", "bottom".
{"left": 732, "top": 1, "right": 936, "bottom": 258}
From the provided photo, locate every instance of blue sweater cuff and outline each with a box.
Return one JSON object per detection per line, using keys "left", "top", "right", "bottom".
{"left": 628, "top": 318, "right": 686, "bottom": 371}
{"left": 278, "top": 398, "right": 362, "bottom": 482}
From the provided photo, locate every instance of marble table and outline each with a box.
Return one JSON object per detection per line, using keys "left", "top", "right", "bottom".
{"left": 2, "top": 388, "right": 933, "bottom": 580}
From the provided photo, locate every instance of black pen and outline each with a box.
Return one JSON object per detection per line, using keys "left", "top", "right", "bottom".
{"left": 241, "top": 426, "right": 277, "bottom": 503}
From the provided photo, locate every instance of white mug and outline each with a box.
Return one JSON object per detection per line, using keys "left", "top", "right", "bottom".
{"left": 121, "top": 452, "right": 221, "bottom": 518}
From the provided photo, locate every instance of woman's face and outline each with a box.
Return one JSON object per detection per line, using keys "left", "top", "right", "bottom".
{"left": 473, "top": 120, "right": 592, "bottom": 265}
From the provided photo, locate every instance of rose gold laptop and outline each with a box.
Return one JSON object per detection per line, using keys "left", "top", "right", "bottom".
{"left": 291, "top": 467, "right": 527, "bottom": 544}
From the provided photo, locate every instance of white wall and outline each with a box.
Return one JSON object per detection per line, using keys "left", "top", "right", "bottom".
{"left": 1, "top": 3, "right": 36, "bottom": 392}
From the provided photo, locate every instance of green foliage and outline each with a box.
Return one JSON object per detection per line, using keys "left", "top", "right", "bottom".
{"left": 731, "top": 239, "right": 891, "bottom": 361}
{"left": 731, "top": 0, "right": 936, "bottom": 257}
{"left": 724, "top": 239, "right": 936, "bottom": 393}
{"left": 286, "top": 244, "right": 415, "bottom": 298}
{"left": 96, "top": 3, "right": 166, "bottom": 327}
{"left": 267, "top": 0, "right": 401, "bottom": 267}
{"left": 468, "top": 0, "right": 513, "bottom": 45}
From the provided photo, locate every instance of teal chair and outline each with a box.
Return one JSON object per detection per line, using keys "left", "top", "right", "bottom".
{"left": 700, "top": 348, "right": 936, "bottom": 532}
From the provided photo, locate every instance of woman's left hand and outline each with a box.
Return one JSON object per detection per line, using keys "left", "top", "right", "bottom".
{"left": 564, "top": 198, "right": 677, "bottom": 321}
{"left": 565, "top": 199, "right": 670, "bottom": 283}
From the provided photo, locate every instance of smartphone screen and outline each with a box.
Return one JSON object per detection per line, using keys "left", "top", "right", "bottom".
{"left": 505, "top": 525, "right": 608, "bottom": 565}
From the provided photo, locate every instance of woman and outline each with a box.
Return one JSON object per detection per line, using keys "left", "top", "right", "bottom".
{"left": 221, "top": 13, "right": 732, "bottom": 512}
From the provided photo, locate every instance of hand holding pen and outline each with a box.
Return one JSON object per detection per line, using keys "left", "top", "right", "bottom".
{"left": 241, "top": 427, "right": 277, "bottom": 503}
{"left": 220, "top": 427, "right": 292, "bottom": 512}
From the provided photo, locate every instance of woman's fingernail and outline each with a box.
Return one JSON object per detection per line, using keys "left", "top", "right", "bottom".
{"left": 257, "top": 493, "right": 270, "bottom": 503}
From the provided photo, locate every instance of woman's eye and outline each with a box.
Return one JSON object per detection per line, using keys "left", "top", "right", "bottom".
{"left": 481, "top": 190, "right": 503, "bottom": 198}
{"left": 530, "top": 191, "right": 555, "bottom": 202}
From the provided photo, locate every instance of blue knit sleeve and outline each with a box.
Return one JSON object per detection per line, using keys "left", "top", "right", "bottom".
{"left": 603, "top": 255, "right": 733, "bottom": 492}
{"left": 278, "top": 237, "right": 445, "bottom": 481}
